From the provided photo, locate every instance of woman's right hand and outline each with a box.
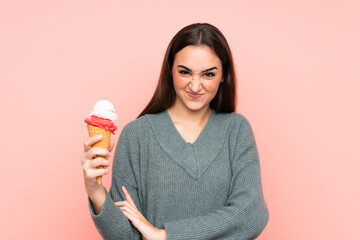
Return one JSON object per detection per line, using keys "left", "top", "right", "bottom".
{"left": 81, "top": 135, "right": 114, "bottom": 197}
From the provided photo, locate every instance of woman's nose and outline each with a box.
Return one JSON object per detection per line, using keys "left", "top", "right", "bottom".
{"left": 189, "top": 76, "right": 202, "bottom": 92}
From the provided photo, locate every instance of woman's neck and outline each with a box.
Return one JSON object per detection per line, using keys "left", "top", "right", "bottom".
{"left": 167, "top": 101, "right": 212, "bottom": 126}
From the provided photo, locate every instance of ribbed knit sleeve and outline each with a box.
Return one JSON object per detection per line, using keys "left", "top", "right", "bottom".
{"left": 163, "top": 116, "right": 269, "bottom": 240}
{"left": 88, "top": 123, "right": 142, "bottom": 240}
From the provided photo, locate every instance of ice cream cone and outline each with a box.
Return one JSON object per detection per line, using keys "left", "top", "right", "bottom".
{"left": 87, "top": 125, "right": 111, "bottom": 185}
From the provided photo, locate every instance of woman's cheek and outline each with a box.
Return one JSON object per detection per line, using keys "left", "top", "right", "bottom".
{"left": 179, "top": 77, "right": 190, "bottom": 87}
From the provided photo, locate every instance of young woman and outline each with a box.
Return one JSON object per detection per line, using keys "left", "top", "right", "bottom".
{"left": 81, "top": 23, "right": 269, "bottom": 240}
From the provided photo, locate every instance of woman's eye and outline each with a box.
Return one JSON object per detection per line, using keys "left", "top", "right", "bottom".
{"left": 179, "top": 70, "right": 190, "bottom": 75}
{"left": 204, "top": 72, "right": 215, "bottom": 77}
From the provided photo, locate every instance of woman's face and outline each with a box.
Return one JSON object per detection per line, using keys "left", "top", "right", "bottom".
{"left": 171, "top": 45, "right": 223, "bottom": 112}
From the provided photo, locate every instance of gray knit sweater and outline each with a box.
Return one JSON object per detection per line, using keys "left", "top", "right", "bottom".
{"left": 88, "top": 109, "right": 269, "bottom": 240}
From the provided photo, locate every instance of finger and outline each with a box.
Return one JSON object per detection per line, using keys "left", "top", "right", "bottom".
{"left": 109, "top": 140, "right": 115, "bottom": 152}
{"left": 84, "top": 168, "right": 109, "bottom": 181}
{"left": 116, "top": 200, "right": 138, "bottom": 213}
{"left": 83, "top": 135, "right": 103, "bottom": 151}
{"left": 89, "top": 157, "right": 110, "bottom": 168}
{"left": 114, "top": 201, "right": 123, "bottom": 206}
{"left": 119, "top": 204, "right": 142, "bottom": 221}
{"left": 122, "top": 186, "right": 136, "bottom": 208}
{"left": 120, "top": 206, "right": 139, "bottom": 222}
{"left": 114, "top": 201, "right": 129, "bottom": 206}
{"left": 85, "top": 147, "right": 110, "bottom": 159}
{"left": 120, "top": 206, "right": 151, "bottom": 234}
{"left": 80, "top": 155, "right": 87, "bottom": 165}
{"left": 83, "top": 158, "right": 109, "bottom": 176}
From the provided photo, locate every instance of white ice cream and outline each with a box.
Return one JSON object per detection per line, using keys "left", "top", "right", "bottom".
{"left": 89, "top": 100, "right": 118, "bottom": 121}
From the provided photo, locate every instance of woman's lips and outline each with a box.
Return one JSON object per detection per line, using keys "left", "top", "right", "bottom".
{"left": 187, "top": 92, "right": 203, "bottom": 99}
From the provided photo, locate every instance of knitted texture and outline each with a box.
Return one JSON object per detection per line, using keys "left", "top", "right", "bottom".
{"left": 88, "top": 110, "right": 269, "bottom": 240}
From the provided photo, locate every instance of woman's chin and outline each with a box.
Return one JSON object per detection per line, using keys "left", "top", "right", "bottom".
{"left": 184, "top": 103, "right": 209, "bottom": 112}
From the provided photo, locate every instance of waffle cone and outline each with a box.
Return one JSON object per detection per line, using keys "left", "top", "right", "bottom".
{"left": 87, "top": 125, "right": 111, "bottom": 185}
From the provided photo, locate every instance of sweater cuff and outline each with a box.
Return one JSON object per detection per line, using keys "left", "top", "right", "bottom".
{"left": 88, "top": 187, "right": 121, "bottom": 233}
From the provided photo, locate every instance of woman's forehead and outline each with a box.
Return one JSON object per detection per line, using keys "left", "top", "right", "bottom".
{"left": 173, "top": 45, "right": 221, "bottom": 70}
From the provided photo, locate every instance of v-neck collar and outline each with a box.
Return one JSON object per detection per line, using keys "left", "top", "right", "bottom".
{"left": 164, "top": 109, "right": 214, "bottom": 145}
{"left": 145, "top": 109, "right": 233, "bottom": 180}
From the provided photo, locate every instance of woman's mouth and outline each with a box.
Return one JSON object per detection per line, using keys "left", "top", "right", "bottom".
{"left": 186, "top": 92, "right": 203, "bottom": 99}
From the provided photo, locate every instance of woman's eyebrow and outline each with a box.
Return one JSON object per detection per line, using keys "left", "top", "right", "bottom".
{"left": 177, "top": 65, "right": 218, "bottom": 73}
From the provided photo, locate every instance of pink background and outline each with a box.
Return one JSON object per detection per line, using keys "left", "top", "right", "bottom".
{"left": 1, "top": 0, "right": 359, "bottom": 239}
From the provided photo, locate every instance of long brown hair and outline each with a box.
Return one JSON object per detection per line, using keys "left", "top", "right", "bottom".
{"left": 137, "top": 23, "right": 237, "bottom": 118}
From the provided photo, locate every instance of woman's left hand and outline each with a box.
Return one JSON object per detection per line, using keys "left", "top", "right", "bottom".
{"left": 115, "top": 186, "right": 167, "bottom": 240}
